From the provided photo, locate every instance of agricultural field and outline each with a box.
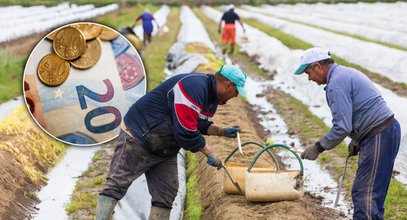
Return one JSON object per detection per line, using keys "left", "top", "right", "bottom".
{"left": 0, "top": 1, "right": 406, "bottom": 219}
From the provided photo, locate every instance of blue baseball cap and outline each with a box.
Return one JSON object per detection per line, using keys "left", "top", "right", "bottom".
{"left": 219, "top": 64, "right": 247, "bottom": 97}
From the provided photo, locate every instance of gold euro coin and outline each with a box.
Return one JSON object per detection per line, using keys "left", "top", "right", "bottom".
{"left": 47, "top": 28, "right": 60, "bottom": 41}
{"left": 37, "top": 53, "right": 70, "bottom": 86}
{"left": 70, "top": 38, "right": 102, "bottom": 69}
{"left": 71, "top": 23, "right": 103, "bottom": 40}
{"left": 98, "top": 27, "right": 119, "bottom": 41}
{"left": 53, "top": 27, "right": 86, "bottom": 60}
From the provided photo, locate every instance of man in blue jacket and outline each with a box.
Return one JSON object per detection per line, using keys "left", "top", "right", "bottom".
{"left": 95, "top": 64, "right": 247, "bottom": 220}
{"left": 295, "top": 47, "right": 400, "bottom": 219}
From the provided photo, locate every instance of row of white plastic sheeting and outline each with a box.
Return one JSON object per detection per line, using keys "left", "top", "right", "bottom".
{"left": 164, "top": 5, "right": 216, "bottom": 74}
{"left": 133, "top": 5, "right": 170, "bottom": 42}
{"left": 0, "top": 3, "right": 118, "bottom": 43}
{"left": 201, "top": 6, "right": 407, "bottom": 185}
{"left": 234, "top": 7, "right": 407, "bottom": 85}
{"left": 242, "top": 5, "right": 407, "bottom": 49}
{"left": 177, "top": 5, "right": 215, "bottom": 52}
{"left": 276, "top": 2, "right": 407, "bottom": 34}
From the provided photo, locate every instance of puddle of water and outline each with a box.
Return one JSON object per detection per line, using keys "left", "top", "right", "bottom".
{"left": 245, "top": 77, "right": 351, "bottom": 216}
{"left": 33, "top": 146, "right": 100, "bottom": 220}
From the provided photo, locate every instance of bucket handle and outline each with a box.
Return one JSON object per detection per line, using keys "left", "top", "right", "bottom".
{"left": 247, "top": 143, "right": 304, "bottom": 176}
{"left": 224, "top": 141, "right": 280, "bottom": 170}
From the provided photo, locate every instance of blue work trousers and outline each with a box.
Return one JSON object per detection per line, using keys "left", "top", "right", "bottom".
{"left": 352, "top": 120, "right": 401, "bottom": 220}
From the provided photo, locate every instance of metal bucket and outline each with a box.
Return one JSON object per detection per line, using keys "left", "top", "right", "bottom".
{"left": 223, "top": 141, "right": 279, "bottom": 194}
{"left": 245, "top": 144, "right": 304, "bottom": 202}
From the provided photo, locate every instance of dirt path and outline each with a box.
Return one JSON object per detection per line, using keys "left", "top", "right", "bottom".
{"left": 193, "top": 72, "right": 344, "bottom": 219}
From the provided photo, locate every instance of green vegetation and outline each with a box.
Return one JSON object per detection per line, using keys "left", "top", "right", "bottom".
{"left": 98, "top": 4, "right": 159, "bottom": 29}
{"left": 184, "top": 151, "right": 203, "bottom": 220}
{"left": 66, "top": 193, "right": 98, "bottom": 214}
{"left": 0, "top": 51, "right": 25, "bottom": 104}
{"left": 244, "top": 18, "right": 407, "bottom": 96}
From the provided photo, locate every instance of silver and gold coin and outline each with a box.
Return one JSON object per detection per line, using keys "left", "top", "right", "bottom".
{"left": 70, "top": 38, "right": 102, "bottom": 69}
{"left": 37, "top": 53, "right": 70, "bottom": 86}
{"left": 53, "top": 27, "right": 86, "bottom": 60}
{"left": 71, "top": 23, "right": 103, "bottom": 40}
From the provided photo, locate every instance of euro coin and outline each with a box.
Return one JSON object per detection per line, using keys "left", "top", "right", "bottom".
{"left": 47, "top": 27, "right": 61, "bottom": 40}
{"left": 53, "top": 27, "right": 86, "bottom": 60}
{"left": 71, "top": 23, "right": 103, "bottom": 40}
{"left": 98, "top": 26, "right": 119, "bottom": 41}
{"left": 70, "top": 38, "right": 102, "bottom": 69}
{"left": 37, "top": 53, "right": 70, "bottom": 86}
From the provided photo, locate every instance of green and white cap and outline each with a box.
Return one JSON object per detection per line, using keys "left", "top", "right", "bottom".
{"left": 219, "top": 64, "right": 247, "bottom": 97}
{"left": 294, "top": 47, "right": 331, "bottom": 75}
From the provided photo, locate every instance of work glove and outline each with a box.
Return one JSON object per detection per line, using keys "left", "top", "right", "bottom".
{"left": 206, "top": 152, "right": 222, "bottom": 169}
{"left": 348, "top": 140, "right": 360, "bottom": 157}
{"left": 301, "top": 142, "right": 325, "bottom": 160}
{"left": 224, "top": 126, "right": 240, "bottom": 138}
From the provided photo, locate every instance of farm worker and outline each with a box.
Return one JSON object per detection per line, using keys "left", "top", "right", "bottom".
{"left": 295, "top": 47, "right": 400, "bottom": 219}
{"left": 218, "top": 4, "right": 246, "bottom": 54}
{"left": 132, "top": 8, "right": 160, "bottom": 45}
{"left": 95, "top": 64, "right": 247, "bottom": 220}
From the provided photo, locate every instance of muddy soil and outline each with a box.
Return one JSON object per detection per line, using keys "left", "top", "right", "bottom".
{"left": 0, "top": 136, "right": 42, "bottom": 220}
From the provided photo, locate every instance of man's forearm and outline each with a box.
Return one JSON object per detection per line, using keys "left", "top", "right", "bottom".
{"left": 207, "top": 124, "right": 224, "bottom": 136}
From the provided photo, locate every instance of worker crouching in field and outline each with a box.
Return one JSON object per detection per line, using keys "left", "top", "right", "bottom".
{"left": 295, "top": 47, "right": 400, "bottom": 220}
{"left": 95, "top": 64, "right": 247, "bottom": 220}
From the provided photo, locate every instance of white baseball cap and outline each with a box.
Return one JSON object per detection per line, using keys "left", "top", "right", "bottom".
{"left": 294, "top": 47, "right": 331, "bottom": 75}
{"left": 228, "top": 4, "right": 235, "bottom": 10}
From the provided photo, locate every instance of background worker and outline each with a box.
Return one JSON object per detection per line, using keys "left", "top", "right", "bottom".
{"left": 133, "top": 8, "right": 159, "bottom": 45}
{"left": 95, "top": 64, "right": 247, "bottom": 220}
{"left": 295, "top": 47, "right": 400, "bottom": 219}
{"left": 218, "top": 4, "right": 246, "bottom": 54}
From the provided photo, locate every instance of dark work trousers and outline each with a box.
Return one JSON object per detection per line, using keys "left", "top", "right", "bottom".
{"left": 100, "top": 130, "right": 179, "bottom": 208}
{"left": 352, "top": 120, "right": 401, "bottom": 220}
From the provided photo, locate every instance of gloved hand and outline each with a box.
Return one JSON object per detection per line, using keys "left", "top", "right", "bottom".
{"left": 206, "top": 152, "right": 222, "bottom": 169}
{"left": 301, "top": 142, "right": 325, "bottom": 160}
{"left": 218, "top": 28, "right": 221, "bottom": 34}
{"left": 348, "top": 140, "right": 360, "bottom": 157}
{"left": 224, "top": 126, "right": 241, "bottom": 138}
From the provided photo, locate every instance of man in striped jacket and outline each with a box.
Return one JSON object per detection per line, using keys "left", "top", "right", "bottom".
{"left": 95, "top": 64, "right": 247, "bottom": 220}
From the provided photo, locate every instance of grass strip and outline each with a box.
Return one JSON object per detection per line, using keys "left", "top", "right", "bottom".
{"left": 199, "top": 7, "right": 407, "bottom": 218}
{"left": 0, "top": 51, "right": 25, "bottom": 104}
{"left": 98, "top": 4, "right": 159, "bottom": 29}
{"left": 184, "top": 151, "right": 203, "bottom": 220}
{"left": 244, "top": 18, "right": 407, "bottom": 96}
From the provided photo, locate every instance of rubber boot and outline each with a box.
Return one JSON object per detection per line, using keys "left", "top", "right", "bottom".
{"left": 149, "top": 206, "right": 171, "bottom": 220}
{"left": 229, "top": 45, "right": 234, "bottom": 54}
{"left": 94, "top": 195, "right": 118, "bottom": 220}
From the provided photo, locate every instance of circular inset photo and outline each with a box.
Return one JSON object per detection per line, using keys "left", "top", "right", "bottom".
{"left": 23, "top": 22, "right": 146, "bottom": 146}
